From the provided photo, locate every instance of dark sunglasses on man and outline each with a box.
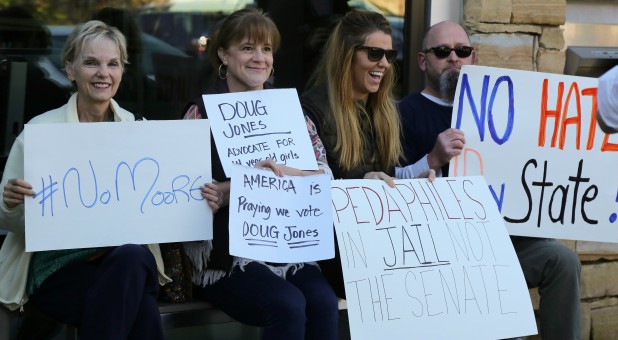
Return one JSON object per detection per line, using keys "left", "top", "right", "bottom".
{"left": 356, "top": 46, "right": 398, "bottom": 63}
{"left": 424, "top": 45, "right": 474, "bottom": 59}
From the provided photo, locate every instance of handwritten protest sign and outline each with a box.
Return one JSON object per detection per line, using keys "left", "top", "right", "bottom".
{"left": 229, "top": 165, "right": 334, "bottom": 262}
{"left": 332, "top": 177, "right": 537, "bottom": 340}
{"left": 452, "top": 65, "right": 618, "bottom": 242}
{"left": 24, "top": 120, "right": 212, "bottom": 251}
{"left": 203, "top": 88, "right": 318, "bottom": 176}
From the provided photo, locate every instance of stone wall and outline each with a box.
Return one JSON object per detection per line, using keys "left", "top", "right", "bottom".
{"left": 463, "top": 1, "right": 618, "bottom": 339}
{"left": 464, "top": 0, "right": 566, "bottom": 74}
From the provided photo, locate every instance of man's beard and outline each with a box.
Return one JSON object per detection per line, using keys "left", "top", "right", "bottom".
{"left": 439, "top": 69, "right": 460, "bottom": 104}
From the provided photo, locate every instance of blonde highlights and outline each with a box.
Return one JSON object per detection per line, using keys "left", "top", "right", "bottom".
{"left": 311, "top": 10, "right": 401, "bottom": 171}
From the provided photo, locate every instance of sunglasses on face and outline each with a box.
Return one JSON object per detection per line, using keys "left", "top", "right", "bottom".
{"left": 424, "top": 45, "right": 474, "bottom": 59}
{"left": 356, "top": 46, "right": 398, "bottom": 63}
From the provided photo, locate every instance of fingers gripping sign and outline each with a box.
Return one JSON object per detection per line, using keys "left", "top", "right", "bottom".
{"left": 255, "top": 159, "right": 285, "bottom": 177}
{"left": 416, "top": 169, "right": 437, "bottom": 182}
{"left": 3, "top": 178, "right": 35, "bottom": 209}
{"left": 363, "top": 171, "right": 396, "bottom": 188}
{"left": 202, "top": 182, "right": 221, "bottom": 213}
{"left": 429, "top": 128, "right": 466, "bottom": 170}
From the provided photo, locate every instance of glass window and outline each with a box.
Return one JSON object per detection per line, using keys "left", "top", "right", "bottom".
{"left": 1, "top": 0, "right": 405, "bottom": 175}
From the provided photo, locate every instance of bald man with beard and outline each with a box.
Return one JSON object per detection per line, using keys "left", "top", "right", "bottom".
{"left": 396, "top": 21, "right": 582, "bottom": 340}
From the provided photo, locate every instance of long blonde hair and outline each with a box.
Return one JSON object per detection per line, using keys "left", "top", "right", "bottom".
{"left": 311, "top": 10, "right": 401, "bottom": 171}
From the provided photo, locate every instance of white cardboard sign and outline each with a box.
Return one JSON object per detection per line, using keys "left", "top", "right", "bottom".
{"left": 451, "top": 65, "right": 618, "bottom": 242}
{"left": 229, "top": 165, "right": 334, "bottom": 262}
{"left": 331, "top": 177, "right": 537, "bottom": 340}
{"left": 203, "top": 88, "right": 318, "bottom": 176}
{"left": 24, "top": 120, "right": 212, "bottom": 251}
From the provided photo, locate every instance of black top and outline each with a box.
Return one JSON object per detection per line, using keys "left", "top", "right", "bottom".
{"left": 398, "top": 92, "right": 453, "bottom": 176}
{"left": 301, "top": 84, "right": 394, "bottom": 179}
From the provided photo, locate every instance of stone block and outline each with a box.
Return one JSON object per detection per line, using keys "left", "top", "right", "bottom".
{"left": 470, "top": 33, "right": 534, "bottom": 70}
{"left": 580, "top": 254, "right": 618, "bottom": 261}
{"left": 577, "top": 240, "right": 618, "bottom": 254}
{"left": 582, "top": 302, "right": 592, "bottom": 340}
{"left": 512, "top": 0, "right": 566, "bottom": 25}
{"left": 591, "top": 305, "right": 618, "bottom": 339}
{"left": 577, "top": 240, "right": 618, "bottom": 261}
{"left": 537, "top": 49, "right": 565, "bottom": 74}
{"left": 539, "top": 27, "right": 565, "bottom": 50}
{"left": 581, "top": 300, "right": 618, "bottom": 340}
{"left": 464, "top": 0, "right": 512, "bottom": 23}
{"left": 466, "top": 22, "right": 542, "bottom": 35}
{"left": 589, "top": 297, "right": 618, "bottom": 310}
{"left": 559, "top": 239, "right": 576, "bottom": 251}
{"left": 581, "top": 262, "right": 618, "bottom": 299}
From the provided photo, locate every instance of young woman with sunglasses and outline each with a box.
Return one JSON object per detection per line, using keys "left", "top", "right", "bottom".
{"left": 300, "top": 10, "right": 404, "bottom": 298}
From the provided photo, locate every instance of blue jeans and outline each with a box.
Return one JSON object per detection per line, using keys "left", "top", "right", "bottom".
{"left": 195, "top": 262, "right": 339, "bottom": 340}
{"left": 29, "top": 244, "right": 163, "bottom": 340}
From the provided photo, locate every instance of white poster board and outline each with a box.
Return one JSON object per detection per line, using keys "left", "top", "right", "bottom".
{"left": 451, "top": 65, "right": 618, "bottom": 242}
{"left": 229, "top": 165, "right": 334, "bottom": 262}
{"left": 332, "top": 177, "right": 537, "bottom": 340}
{"left": 203, "top": 88, "right": 318, "bottom": 176}
{"left": 24, "top": 120, "right": 212, "bottom": 251}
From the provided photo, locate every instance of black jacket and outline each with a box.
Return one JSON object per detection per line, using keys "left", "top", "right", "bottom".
{"left": 300, "top": 84, "right": 394, "bottom": 179}
{"left": 300, "top": 83, "right": 394, "bottom": 298}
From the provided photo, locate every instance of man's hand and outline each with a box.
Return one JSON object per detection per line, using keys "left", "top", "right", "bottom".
{"left": 427, "top": 128, "right": 465, "bottom": 170}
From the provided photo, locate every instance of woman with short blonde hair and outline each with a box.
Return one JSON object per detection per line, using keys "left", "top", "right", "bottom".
{"left": 0, "top": 20, "right": 168, "bottom": 339}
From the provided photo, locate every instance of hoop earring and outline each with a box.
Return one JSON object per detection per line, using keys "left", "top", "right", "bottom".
{"left": 270, "top": 67, "right": 274, "bottom": 77}
{"left": 218, "top": 64, "right": 228, "bottom": 79}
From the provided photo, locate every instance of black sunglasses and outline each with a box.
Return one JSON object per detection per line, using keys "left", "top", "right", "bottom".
{"left": 424, "top": 46, "right": 474, "bottom": 59}
{"left": 356, "top": 46, "right": 398, "bottom": 63}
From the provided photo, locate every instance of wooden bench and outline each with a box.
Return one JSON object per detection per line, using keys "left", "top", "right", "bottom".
{"left": 0, "top": 298, "right": 348, "bottom": 340}
{"left": 0, "top": 301, "right": 235, "bottom": 340}
{"left": 159, "top": 300, "right": 236, "bottom": 330}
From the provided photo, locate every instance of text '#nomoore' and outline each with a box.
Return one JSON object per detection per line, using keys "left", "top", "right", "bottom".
{"left": 33, "top": 157, "right": 203, "bottom": 216}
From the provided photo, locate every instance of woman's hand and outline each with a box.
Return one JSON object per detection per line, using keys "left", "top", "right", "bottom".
{"left": 415, "top": 169, "right": 436, "bottom": 182}
{"left": 201, "top": 181, "right": 230, "bottom": 214}
{"left": 363, "top": 171, "right": 395, "bottom": 188}
{"left": 3, "top": 178, "right": 34, "bottom": 209}
{"left": 255, "top": 159, "right": 325, "bottom": 177}
{"left": 255, "top": 159, "right": 285, "bottom": 177}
